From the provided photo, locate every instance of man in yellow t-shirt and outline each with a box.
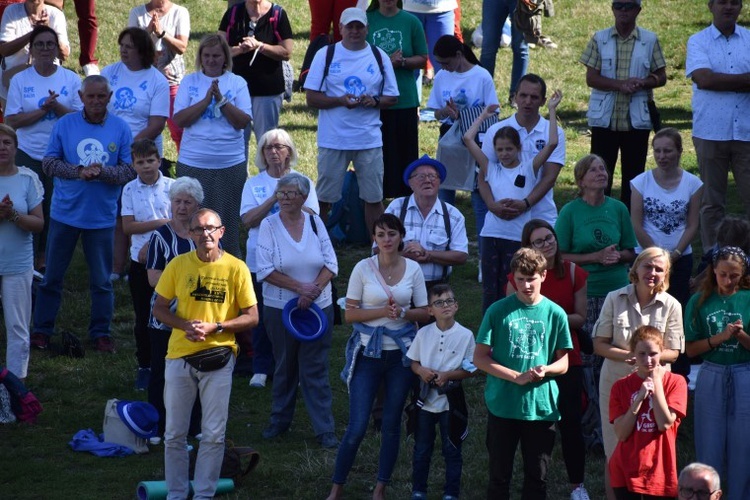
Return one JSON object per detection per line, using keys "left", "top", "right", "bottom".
{"left": 153, "top": 208, "right": 258, "bottom": 500}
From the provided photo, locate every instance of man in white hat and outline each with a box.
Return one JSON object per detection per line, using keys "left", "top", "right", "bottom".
{"left": 305, "top": 7, "right": 399, "bottom": 235}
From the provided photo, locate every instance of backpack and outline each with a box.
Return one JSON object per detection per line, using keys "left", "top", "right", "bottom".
{"left": 326, "top": 170, "right": 369, "bottom": 246}
{"left": 226, "top": 3, "right": 293, "bottom": 102}
{"left": 398, "top": 196, "right": 452, "bottom": 281}
{"left": 298, "top": 38, "right": 386, "bottom": 94}
{"left": 297, "top": 33, "right": 331, "bottom": 91}
{"left": 319, "top": 42, "right": 385, "bottom": 95}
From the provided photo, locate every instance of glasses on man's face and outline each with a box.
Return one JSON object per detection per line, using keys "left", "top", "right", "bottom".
{"left": 275, "top": 190, "right": 301, "bottom": 200}
{"left": 431, "top": 298, "right": 457, "bottom": 308}
{"left": 531, "top": 233, "right": 556, "bottom": 249}
{"left": 33, "top": 41, "right": 57, "bottom": 50}
{"left": 678, "top": 487, "right": 718, "bottom": 500}
{"left": 410, "top": 173, "right": 439, "bottom": 182}
{"left": 264, "top": 144, "right": 289, "bottom": 152}
{"left": 190, "top": 225, "right": 223, "bottom": 235}
{"left": 612, "top": 2, "right": 639, "bottom": 11}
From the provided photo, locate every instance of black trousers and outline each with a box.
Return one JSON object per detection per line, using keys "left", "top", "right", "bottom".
{"left": 590, "top": 127, "right": 651, "bottom": 211}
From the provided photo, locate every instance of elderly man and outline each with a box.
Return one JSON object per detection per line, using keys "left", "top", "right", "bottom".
{"left": 679, "top": 463, "right": 722, "bottom": 500}
{"left": 579, "top": 0, "right": 666, "bottom": 210}
{"left": 153, "top": 208, "right": 258, "bottom": 500}
{"left": 31, "top": 75, "right": 134, "bottom": 353}
{"left": 304, "top": 7, "right": 399, "bottom": 234}
{"left": 384, "top": 155, "right": 468, "bottom": 290}
{"left": 687, "top": 0, "right": 750, "bottom": 249}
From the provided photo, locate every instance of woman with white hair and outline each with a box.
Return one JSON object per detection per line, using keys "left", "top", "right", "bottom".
{"left": 240, "top": 128, "right": 318, "bottom": 388}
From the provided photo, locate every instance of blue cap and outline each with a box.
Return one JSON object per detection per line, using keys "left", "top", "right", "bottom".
{"left": 403, "top": 155, "right": 447, "bottom": 186}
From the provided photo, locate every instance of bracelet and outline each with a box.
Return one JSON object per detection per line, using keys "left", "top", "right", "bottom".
{"left": 372, "top": 95, "right": 381, "bottom": 108}
{"left": 157, "top": 30, "right": 166, "bottom": 39}
{"left": 673, "top": 248, "right": 682, "bottom": 257}
{"left": 400, "top": 57, "right": 406, "bottom": 68}
{"left": 9, "top": 209, "right": 19, "bottom": 223}
{"left": 258, "top": 43, "right": 265, "bottom": 53}
{"left": 707, "top": 337, "right": 714, "bottom": 349}
{"left": 216, "top": 97, "right": 228, "bottom": 108}
{"left": 523, "top": 198, "right": 531, "bottom": 209}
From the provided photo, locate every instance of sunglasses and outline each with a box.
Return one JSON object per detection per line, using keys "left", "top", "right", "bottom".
{"left": 612, "top": 2, "right": 639, "bottom": 11}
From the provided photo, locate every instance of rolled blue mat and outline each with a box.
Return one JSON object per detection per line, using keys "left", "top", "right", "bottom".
{"left": 136, "top": 478, "right": 235, "bottom": 499}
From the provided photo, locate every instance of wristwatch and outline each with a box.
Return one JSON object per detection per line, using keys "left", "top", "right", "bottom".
{"left": 399, "top": 307, "right": 407, "bottom": 319}
{"left": 215, "top": 322, "right": 224, "bottom": 333}
{"left": 9, "top": 210, "right": 20, "bottom": 223}
{"left": 157, "top": 30, "right": 166, "bottom": 39}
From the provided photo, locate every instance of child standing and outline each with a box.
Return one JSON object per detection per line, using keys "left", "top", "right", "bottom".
{"left": 406, "top": 284, "right": 476, "bottom": 500}
{"left": 609, "top": 325, "right": 687, "bottom": 500}
{"left": 474, "top": 247, "right": 572, "bottom": 499}
{"left": 121, "top": 139, "right": 173, "bottom": 390}
{"left": 463, "top": 91, "right": 562, "bottom": 312}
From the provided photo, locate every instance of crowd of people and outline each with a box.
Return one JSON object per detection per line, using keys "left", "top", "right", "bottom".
{"left": 0, "top": 0, "right": 749, "bottom": 498}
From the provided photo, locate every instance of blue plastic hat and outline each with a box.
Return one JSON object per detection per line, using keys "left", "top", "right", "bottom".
{"left": 116, "top": 400, "right": 159, "bottom": 439}
{"left": 282, "top": 299, "right": 328, "bottom": 342}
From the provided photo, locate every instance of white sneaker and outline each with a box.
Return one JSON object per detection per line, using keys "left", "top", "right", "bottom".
{"left": 82, "top": 63, "right": 100, "bottom": 76}
{"left": 149, "top": 436, "right": 162, "bottom": 446}
{"left": 570, "top": 484, "right": 590, "bottom": 500}
{"left": 249, "top": 373, "right": 267, "bottom": 388}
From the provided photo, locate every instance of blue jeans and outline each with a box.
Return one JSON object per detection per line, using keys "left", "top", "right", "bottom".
{"left": 412, "top": 409, "right": 462, "bottom": 498}
{"left": 694, "top": 361, "right": 750, "bottom": 500}
{"left": 479, "top": 0, "right": 529, "bottom": 97}
{"left": 33, "top": 219, "right": 114, "bottom": 339}
{"left": 410, "top": 11, "right": 455, "bottom": 73}
{"left": 332, "top": 349, "right": 415, "bottom": 484}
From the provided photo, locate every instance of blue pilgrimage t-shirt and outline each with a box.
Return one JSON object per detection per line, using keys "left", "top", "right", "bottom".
{"left": 45, "top": 112, "right": 132, "bottom": 229}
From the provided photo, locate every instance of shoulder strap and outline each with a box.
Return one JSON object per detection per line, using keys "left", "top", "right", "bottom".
{"left": 439, "top": 200, "right": 452, "bottom": 280}
{"left": 398, "top": 196, "right": 409, "bottom": 224}
{"left": 225, "top": 2, "right": 243, "bottom": 38}
{"left": 367, "top": 257, "right": 395, "bottom": 301}
{"left": 309, "top": 213, "right": 318, "bottom": 235}
{"left": 319, "top": 43, "right": 336, "bottom": 92}
{"left": 369, "top": 43, "right": 385, "bottom": 95}
{"left": 268, "top": 4, "right": 283, "bottom": 43}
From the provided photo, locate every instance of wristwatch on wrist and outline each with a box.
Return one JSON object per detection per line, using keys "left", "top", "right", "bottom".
{"left": 399, "top": 307, "right": 406, "bottom": 319}
{"left": 9, "top": 210, "right": 20, "bottom": 223}
{"left": 157, "top": 30, "right": 166, "bottom": 39}
{"left": 372, "top": 95, "right": 381, "bottom": 107}
{"left": 216, "top": 322, "right": 224, "bottom": 333}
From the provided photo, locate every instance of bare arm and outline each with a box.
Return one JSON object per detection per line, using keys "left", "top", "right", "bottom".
{"left": 569, "top": 281, "right": 587, "bottom": 331}
{"left": 473, "top": 343, "right": 533, "bottom": 385}
{"left": 133, "top": 116, "right": 168, "bottom": 142}
{"left": 650, "top": 368, "right": 677, "bottom": 431}
{"left": 241, "top": 195, "right": 277, "bottom": 229}
{"left": 121, "top": 215, "right": 170, "bottom": 236}
{"left": 630, "top": 188, "right": 656, "bottom": 249}
{"left": 462, "top": 104, "right": 497, "bottom": 171}
{"left": 671, "top": 186, "right": 702, "bottom": 258}
{"left": 161, "top": 33, "right": 188, "bottom": 55}
{"left": 172, "top": 92, "right": 213, "bottom": 128}
{"left": 691, "top": 68, "right": 750, "bottom": 92}
{"left": 147, "top": 269, "right": 163, "bottom": 288}
{"left": 532, "top": 90, "right": 562, "bottom": 174}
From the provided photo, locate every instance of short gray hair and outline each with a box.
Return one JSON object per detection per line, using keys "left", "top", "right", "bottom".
{"left": 81, "top": 75, "right": 111, "bottom": 93}
{"left": 170, "top": 176, "right": 204, "bottom": 204}
{"left": 276, "top": 172, "right": 310, "bottom": 198}
{"left": 255, "top": 128, "right": 298, "bottom": 170}
{"left": 679, "top": 463, "right": 721, "bottom": 493}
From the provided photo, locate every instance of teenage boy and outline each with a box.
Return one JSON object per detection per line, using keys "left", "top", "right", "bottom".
{"left": 407, "top": 283, "right": 476, "bottom": 500}
{"left": 121, "top": 139, "right": 174, "bottom": 390}
{"left": 474, "top": 247, "right": 572, "bottom": 499}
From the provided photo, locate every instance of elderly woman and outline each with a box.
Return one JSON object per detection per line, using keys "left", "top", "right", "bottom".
{"left": 255, "top": 172, "right": 337, "bottom": 447}
{"left": 327, "top": 213, "right": 430, "bottom": 500}
{"left": 0, "top": 0, "right": 69, "bottom": 104}
{"left": 220, "top": 0, "right": 292, "bottom": 148}
{"left": 0, "top": 124, "right": 44, "bottom": 380}
{"left": 173, "top": 34, "right": 251, "bottom": 258}
{"left": 5, "top": 26, "right": 81, "bottom": 271}
{"left": 145, "top": 176, "right": 204, "bottom": 438}
{"left": 240, "top": 129, "right": 318, "bottom": 388}
{"left": 366, "top": 0, "right": 427, "bottom": 199}
{"left": 593, "top": 247, "right": 683, "bottom": 496}
{"left": 128, "top": 0, "right": 190, "bottom": 151}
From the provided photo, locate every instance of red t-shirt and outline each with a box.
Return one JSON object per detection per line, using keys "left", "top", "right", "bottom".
{"left": 508, "top": 261, "right": 588, "bottom": 366}
{"left": 608, "top": 371, "right": 688, "bottom": 497}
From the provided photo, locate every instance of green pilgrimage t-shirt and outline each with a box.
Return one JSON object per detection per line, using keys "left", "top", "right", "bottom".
{"left": 555, "top": 197, "right": 638, "bottom": 297}
{"left": 684, "top": 290, "right": 750, "bottom": 366}
{"left": 476, "top": 294, "right": 573, "bottom": 421}
{"left": 366, "top": 9, "right": 427, "bottom": 109}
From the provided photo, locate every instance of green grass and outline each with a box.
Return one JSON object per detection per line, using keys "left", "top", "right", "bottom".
{"left": 1, "top": 0, "right": 747, "bottom": 498}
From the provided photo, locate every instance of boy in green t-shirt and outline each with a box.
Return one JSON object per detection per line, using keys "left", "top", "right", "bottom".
{"left": 474, "top": 247, "right": 573, "bottom": 499}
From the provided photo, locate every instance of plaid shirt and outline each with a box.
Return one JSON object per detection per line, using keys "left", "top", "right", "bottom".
{"left": 579, "top": 26, "right": 665, "bottom": 131}
{"left": 384, "top": 196, "right": 469, "bottom": 282}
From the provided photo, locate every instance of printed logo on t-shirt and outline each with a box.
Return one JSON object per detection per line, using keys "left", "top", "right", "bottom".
{"left": 344, "top": 76, "right": 367, "bottom": 97}
{"left": 706, "top": 310, "right": 742, "bottom": 352}
{"left": 187, "top": 274, "right": 227, "bottom": 304}
{"left": 630, "top": 391, "right": 656, "bottom": 432}
{"left": 535, "top": 139, "right": 546, "bottom": 152}
{"left": 593, "top": 228, "right": 613, "bottom": 246}
{"left": 643, "top": 197, "right": 688, "bottom": 235}
{"left": 37, "top": 96, "right": 55, "bottom": 121}
{"left": 508, "top": 318, "right": 546, "bottom": 359}
{"left": 114, "top": 87, "right": 137, "bottom": 112}
{"left": 371, "top": 28, "right": 402, "bottom": 54}
{"left": 76, "top": 138, "right": 110, "bottom": 166}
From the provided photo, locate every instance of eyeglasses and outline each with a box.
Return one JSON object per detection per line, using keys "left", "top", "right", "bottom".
{"left": 264, "top": 144, "right": 289, "bottom": 152}
{"left": 190, "top": 225, "right": 223, "bottom": 235}
{"left": 530, "top": 233, "right": 556, "bottom": 249}
{"left": 431, "top": 298, "right": 457, "bottom": 308}
{"left": 247, "top": 20, "right": 257, "bottom": 37}
{"left": 32, "top": 41, "right": 57, "bottom": 50}
{"left": 678, "top": 487, "right": 719, "bottom": 500}
{"left": 410, "top": 173, "right": 439, "bottom": 182}
{"left": 275, "top": 190, "right": 302, "bottom": 200}
{"left": 612, "top": 2, "right": 639, "bottom": 11}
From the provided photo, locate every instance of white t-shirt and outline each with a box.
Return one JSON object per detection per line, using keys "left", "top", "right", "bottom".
{"left": 120, "top": 173, "right": 174, "bottom": 261}
{"left": 174, "top": 71, "right": 252, "bottom": 169}
{"left": 346, "top": 256, "right": 428, "bottom": 350}
{"left": 5, "top": 65, "right": 82, "bottom": 160}
{"left": 240, "top": 169, "right": 320, "bottom": 272}
{"left": 426, "top": 64, "right": 498, "bottom": 123}
{"left": 482, "top": 114, "right": 566, "bottom": 224}
{"left": 256, "top": 213, "right": 338, "bottom": 309}
{"left": 0, "top": 167, "right": 43, "bottom": 274}
{"left": 0, "top": 4, "right": 69, "bottom": 98}
{"left": 304, "top": 42, "right": 399, "bottom": 150}
{"left": 630, "top": 170, "right": 703, "bottom": 254}
{"left": 406, "top": 321, "right": 475, "bottom": 412}
{"left": 481, "top": 159, "right": 536, "bottom": 241}
{"left": 402, "top": 0, "right": 457, "bottom": 14}
{"left": 101, "top": 62, "right": 170, "bottom": 156}
{"left": 128, "top": 4, "right": 190, "bottom": 87}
